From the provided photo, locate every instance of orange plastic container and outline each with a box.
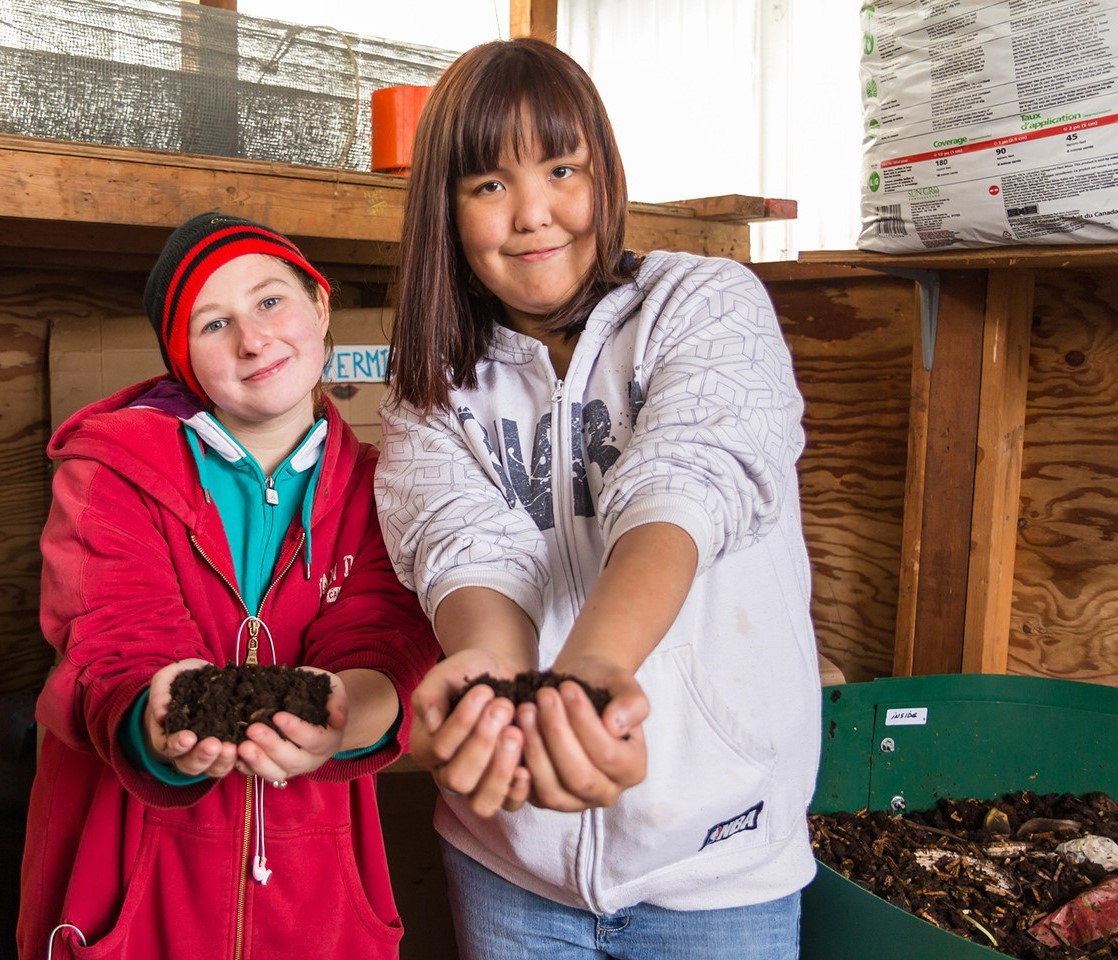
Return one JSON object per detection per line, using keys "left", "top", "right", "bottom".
{"left": 371, "top": 85, "right": 432, "bottom": 174}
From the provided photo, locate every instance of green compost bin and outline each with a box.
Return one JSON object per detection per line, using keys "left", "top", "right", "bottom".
{"left": 801, "top": 673, "right": 1118, "bottom": 960}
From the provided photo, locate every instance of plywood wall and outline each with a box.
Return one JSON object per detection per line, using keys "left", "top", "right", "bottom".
{"left": 1011, "top": 268, "right": 1118, "bottom": 686}
{"left": 0, "top": 268, "right": 148, "bottom": 694}
{"left": 767, "top": 273, "right": 915, "bottom": 683}
{"left": 3, "top": 263, "right": 1118, "bottom": 696}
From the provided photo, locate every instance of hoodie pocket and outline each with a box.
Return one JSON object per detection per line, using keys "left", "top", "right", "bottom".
{"left": 60, "top": 816, "right": 238, "bottom": 960}
{"left": 58, "top": 818, "right": 402, "bottom": 960}
{"left": 246, "top": 825, "right": 403, "bottom": 957}
{"left": 596, "top": 645, "right": 779, "bottom": 890}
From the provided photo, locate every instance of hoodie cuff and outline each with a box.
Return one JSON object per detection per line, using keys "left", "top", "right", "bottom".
{"left": 120, "top": 689, "right": 208, "bottom": 787}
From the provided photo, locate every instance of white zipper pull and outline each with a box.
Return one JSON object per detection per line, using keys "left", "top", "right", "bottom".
{"left": 265, "top": 476, "right": 279, "bottom": 505}
{"left": 551, "top": 379, "right": 565, "bottom": 403}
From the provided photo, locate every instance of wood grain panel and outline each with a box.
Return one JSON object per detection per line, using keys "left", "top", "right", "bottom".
{"left": 0, "top": 269, "right": 149, "bottom": 694}
{"left": 1012, "top": 268, "right": 1118, "bottom": 686}
{"left": 770, "top": 274, "right": 914, "bottom": 683}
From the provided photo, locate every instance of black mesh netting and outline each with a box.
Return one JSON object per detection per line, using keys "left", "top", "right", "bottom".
{"left": 0, "top": 0, "right": 458, "bottom": 169}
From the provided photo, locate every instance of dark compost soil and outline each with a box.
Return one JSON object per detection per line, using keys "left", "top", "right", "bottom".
{"left": 163, "top": 663, "right": 330, "bottom": 743}
{"left": 451, "top": 670, "right": 611, "bottom": 715}
{"left": 810, "top": 791, "right": 1118, "bottom": 959}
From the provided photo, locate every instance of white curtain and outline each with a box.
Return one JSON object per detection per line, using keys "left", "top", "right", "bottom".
{"left": 561, "top": 0, "right": 862, "bottom": 260}
{"left": 240, "top": 0, "right": 862, "bottom": 260}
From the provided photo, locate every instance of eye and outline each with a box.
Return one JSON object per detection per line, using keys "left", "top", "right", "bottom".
{"left": 260, "top": 295, "right": 281, "bottom": 310}
{"left": 202, "top": 318, "right": 227, "bottom": 334}
{"left": 551, "top": 164, "right": 574, "bottom": 180}
{"left": 475, "top": 179, "right": 503, "bottom": 196}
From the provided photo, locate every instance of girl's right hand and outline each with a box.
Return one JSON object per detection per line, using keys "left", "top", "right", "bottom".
{"left": 411, "top": 650, "right": 531, "bottom": 818}
{"left": 145, "top": 658, "right": 239, "bottom": 779}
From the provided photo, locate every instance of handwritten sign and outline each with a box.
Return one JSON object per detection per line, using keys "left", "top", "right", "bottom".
{"left": 324, "top": 345, "right": 389, "bottom": 383}
{"left": 884, "top": 707, "right": 928, "bottom": 726}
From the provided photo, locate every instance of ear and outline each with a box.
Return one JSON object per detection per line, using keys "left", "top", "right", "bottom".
{"left": 314, "top": 284, "right": 330, "bottom": 337}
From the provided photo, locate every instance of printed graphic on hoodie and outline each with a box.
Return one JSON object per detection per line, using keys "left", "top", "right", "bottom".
{"left": 457, "top": 396, "right": 628, "bottom": 531}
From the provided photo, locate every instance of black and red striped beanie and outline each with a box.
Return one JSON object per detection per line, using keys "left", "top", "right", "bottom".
{"left": 143, "top": 211, "right": 330, "bottom": 400}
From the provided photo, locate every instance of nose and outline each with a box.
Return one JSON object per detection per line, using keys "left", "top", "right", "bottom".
{"left": 512, "top": 177, "right": 552, "bottom": 232}
{"left": 236, "top": 319, "right": 268, "bottom": 357}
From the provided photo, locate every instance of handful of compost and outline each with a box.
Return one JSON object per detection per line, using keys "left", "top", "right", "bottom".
{"left": 451, "top": 669, "right": 611, "bottom": 715}
{"left": 163, "top": 663, "right": 331, "bottom": 743}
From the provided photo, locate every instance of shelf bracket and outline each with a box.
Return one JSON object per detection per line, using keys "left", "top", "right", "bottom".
{"left": 867, "top": 267, "right": 941, "bottom": 371}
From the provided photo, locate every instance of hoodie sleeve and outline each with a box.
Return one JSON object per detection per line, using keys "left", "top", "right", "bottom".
{"left": 599, "top": 257, "right": 806, "bottom": 572}
{"left": 37, "top": 457, "right": 217, "bottom": 808}
{"left": 374, "top": 400, "right": 551, "bottom": 634}
{"left": 298, "top": 481, "right": 441, "bottom": 780}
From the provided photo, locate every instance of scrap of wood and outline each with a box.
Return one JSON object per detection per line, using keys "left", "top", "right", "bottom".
{"left": 667, "top": 195, "right": 798, "bottom": 223}
{"left": 510, "top": 0, "right": 558, "bottom": 41}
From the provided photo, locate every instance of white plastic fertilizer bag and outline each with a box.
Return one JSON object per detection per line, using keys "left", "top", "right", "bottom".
{"left": 859, "top": 0, "right": 1118, "bottom": 253}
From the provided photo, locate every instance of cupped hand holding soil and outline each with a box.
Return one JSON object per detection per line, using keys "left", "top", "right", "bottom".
{"left": 450, "top": 669, "right": 612, "bottom": 715}
{"left": 163, "top": 663, "right": 331, "bottom": 743}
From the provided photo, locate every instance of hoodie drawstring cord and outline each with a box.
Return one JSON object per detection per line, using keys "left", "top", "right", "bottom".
{"left": 252, "top": 776, "right": 272, "bottom": 884}
{"left": 47, "top": 923, "right": 86, "bottom": 959}
{"left": 234, "top": 615, "right": 278, "bottom": 885}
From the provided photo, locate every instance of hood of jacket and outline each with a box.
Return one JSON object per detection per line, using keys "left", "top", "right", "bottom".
{"left": 48, "top": 375, "right": 358, "bottom": 539}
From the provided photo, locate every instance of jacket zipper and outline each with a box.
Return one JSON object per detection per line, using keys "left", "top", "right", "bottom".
{"left": 547, "top": 375, "right": 606, "bottom": 914}
{"left": 190, "top": 530, "right": 306, "bottom": 960}
{"left": 549, "top": 378, "right": 583, "bottom": 607}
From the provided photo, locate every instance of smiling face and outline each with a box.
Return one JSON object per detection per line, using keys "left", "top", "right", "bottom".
{"left": 454, "top": 128, "right": 597, "bottom": 338}
{"left": 187, "top": 254, "right": 329, "bottom": 442}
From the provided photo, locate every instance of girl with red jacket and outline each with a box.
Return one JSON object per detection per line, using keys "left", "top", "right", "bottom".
{"left": 18, "top": 212, "right": 439, "bottom": 960}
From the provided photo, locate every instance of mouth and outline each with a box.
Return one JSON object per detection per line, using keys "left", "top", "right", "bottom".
{"left": 509, "top": 242, "right": 567, "bottom": 263}
{"left": 242, "top": 357, "right": 288, "bottom": 382}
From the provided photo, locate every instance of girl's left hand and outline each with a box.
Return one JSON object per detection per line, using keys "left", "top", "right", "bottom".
{"left": 518, "top": 656, "right": 649, "bottom": 812}
{"left": 235, "top": 667, "right": 347, "bottom": 783}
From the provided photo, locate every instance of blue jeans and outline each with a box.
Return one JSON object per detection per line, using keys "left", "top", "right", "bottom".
{"left": 440, "top": 840, "right": 801, "bottom": 960}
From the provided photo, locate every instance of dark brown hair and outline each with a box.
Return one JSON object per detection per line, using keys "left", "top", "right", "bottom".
{"left": 389, "top": 38, "right": 632, "bottom": 412}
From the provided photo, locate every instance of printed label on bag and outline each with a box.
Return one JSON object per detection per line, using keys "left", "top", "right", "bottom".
{"left": 858, "top": 0, "right": 1118, "bottom": 252}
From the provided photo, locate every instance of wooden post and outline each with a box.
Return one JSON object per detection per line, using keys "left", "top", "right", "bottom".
{"left": 510, "top": 0, "right": 558, "bottom": 41}
{"left": 896, "top": 271, "right": 988, "bottom": 675}
{"left": 962, "top": 269, "right": 1034, "bottom": 673}
{"left": 892, "top": 283, "right": 932, "bottom": 676}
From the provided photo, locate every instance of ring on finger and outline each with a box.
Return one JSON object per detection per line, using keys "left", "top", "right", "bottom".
{"left": 272, "top": 779, "right": 288, "bottom": 789}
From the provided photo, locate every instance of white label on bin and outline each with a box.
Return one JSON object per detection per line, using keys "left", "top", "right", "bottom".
{"left": 885, "top": 707, "right": 928, "bottom": 726}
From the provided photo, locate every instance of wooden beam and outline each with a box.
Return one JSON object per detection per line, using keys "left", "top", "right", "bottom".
{"left": 669, "top": 195, "right": 798, "bottom": 223}
{"left": 900, "top": 271, "right": 989, "bottom": 676}
{"left": 801, "top": 245, "right": 1118, "bottom": 271}
{"left": 893, "top": 285, "right": 932, "bottom": 677}
{"left": 962, "top": 269, "right": 1034, "bottom": 673}
{"left": 0, "top": 135, "right": 751, "bottom": 264}
{"left": 510, "top": 0, "right": 558, "bottom": 41}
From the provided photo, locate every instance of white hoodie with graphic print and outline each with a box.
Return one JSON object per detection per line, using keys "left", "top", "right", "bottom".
{"left": 374, "top": 250, "right": 821, "bottom": 914}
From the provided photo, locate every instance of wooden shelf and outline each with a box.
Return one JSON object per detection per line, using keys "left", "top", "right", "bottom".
{"left": 799, "top": 244, "right": 1118, "bottom": 271}
{"left": 0, "top": 133, "right": 785, "bottom": 267}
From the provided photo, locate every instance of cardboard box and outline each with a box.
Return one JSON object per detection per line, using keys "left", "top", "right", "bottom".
{"left": 49, "top": 308, "right": 393, "bottom": 445}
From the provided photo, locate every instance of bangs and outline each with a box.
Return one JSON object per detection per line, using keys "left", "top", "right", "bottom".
{"left": 451, "top": 56, "right": 588, "bottom": 176}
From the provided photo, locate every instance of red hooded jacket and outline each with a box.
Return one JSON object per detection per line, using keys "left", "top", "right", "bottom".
{"left": 18, "top": 378, "right": 440, "bottom": 960}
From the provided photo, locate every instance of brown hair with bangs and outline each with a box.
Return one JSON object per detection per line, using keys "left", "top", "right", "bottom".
{"left": 388, "top": 38, "right": 633, "bottom": 413}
